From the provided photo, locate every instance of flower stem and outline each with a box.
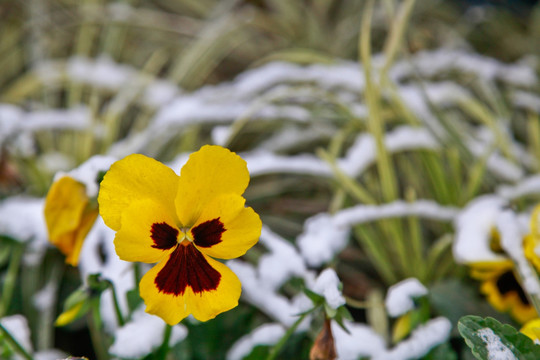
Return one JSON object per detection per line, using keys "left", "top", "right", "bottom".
{"left": 266, "top": 312, "right": 308, "bottom": 360}
{"left": 0, "top": 322, "right": 34, "bottom": 360}
{"left": 105, "top": 280, "right": 125, "bottom": 327}
{"left": 156, "top": 324, "right": 173, "bottom": 360}
{"left": 88, "top": 298, "right": 109, "bottom": 360}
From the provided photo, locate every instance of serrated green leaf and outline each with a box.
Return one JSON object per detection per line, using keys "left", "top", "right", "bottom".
{"left": 458, "top": 315, "right": 540, "bottom": 360}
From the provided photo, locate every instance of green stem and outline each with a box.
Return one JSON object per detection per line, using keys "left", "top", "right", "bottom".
{"left": 266, "top": 312, "right": 309, "bottom": 360}
{"left": 156, "top": 324, "right": 173, "bottom": 360}
{"left": 105, "top": 280, "right": 125, "bottom": 327}
{"left": 0, "top": 243, "right": 24, "bottom": 317}
{"left": 88, "top": 298, "right": 109, "bottom": 360}
{"left": 0, "top": 322, "right": 34, "bottom": 360}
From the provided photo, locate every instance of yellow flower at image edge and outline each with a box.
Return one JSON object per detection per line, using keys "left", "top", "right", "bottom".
{"left": 98, "top": 145, "right": 262, "bottom": 325}
{"left": 521, "top": 318, "right": 540, "bottom": 343}
{"left": 44, "top": 176, "right": 98, "bottom": 266}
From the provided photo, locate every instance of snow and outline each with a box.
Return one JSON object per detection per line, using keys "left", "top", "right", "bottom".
{"left": 337, "top": 126, "right": 439, "bottom": 178}
{"left": 34, "top": 349, "right": 67, "bottom": 360}
{"left": 385, "top": 278, "right": 428, "bottom": 317}
{"left": 226, "top": 323, "right": 285, "bottom": 360}
{"left": 0, "top": 315, "right": 33, "bottom": 358}
{"left": 53, "top": 155, "right": 116, "bottom": 197}
{"left": 78, "top": 217, "right": 134, "bottom": 333}
{"left": 297, "top": 213, "right": 350, "bottom": 267}
{"left": 0, "top": 105, "right": 91, "bottom": 146}
{"left": 227, "top": 227, "right": 313, "bottom": 327}
{"left": 375, "top": 317, "right": 452, "bottom": 360}
{"left": 333, "top": 199, "right": 458, "bottom": 228}
{"left": 258, "top": 226, "right": 309, "bottom": 290}
{"left": 68, "top": 56, "right": 135, "bottom": 90}
{"left": 311, "top": 269, "right": 346, "bottom": 309}
{"left": 0, "top": 197, "right": 50, "bottom": 265}
{"left": 497, "top": 175, "right": 540, "bottom": 200}
{"left": 109, "top": 306, "right": 187, "bottom": 359}
{"left": 476, "top": 328, "right": 518, "bottom": 360}
{"left": 332, "top": 320, "right": 386, "bottom": 359}
{"left": 453, "top": 196, "right": 509, "bottom": 264}
{"left": 245, "top": 152, "right": 332, "bottom": 177}
{"left": 32, "top": 282, "right": 56, "bottom": 312}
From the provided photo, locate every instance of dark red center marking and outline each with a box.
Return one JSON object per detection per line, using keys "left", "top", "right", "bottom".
{"left": 191, "top": 218, "right": 225, "bottom": 248}
{"left": 154, "top": 243, "right": 221, "bottom": 296}
{"left": 151, "top": 222, "right": 178, "bottom": 250}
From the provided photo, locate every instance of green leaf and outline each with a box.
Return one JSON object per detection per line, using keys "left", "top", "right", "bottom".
{"left": 458, "top": 315, "right": 540, "bottom": 360}
{"left": 126, "top": 288, "right": 143, "bottom": 313}
{"left": 303, "top": 288, "right": 324, "bottom": 305}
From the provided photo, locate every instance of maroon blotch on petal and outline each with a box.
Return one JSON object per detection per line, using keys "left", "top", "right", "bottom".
{"left": 191, "top": 218, "right": 225, "bottom": 248}
{"left": 151, "top": 222, "right": 178, "bottom": 250}
{"left": 154, "top": 243, "right": 221, "bottom": 296}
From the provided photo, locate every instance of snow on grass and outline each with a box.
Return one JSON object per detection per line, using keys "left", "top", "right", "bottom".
{"left": 333, "top": 199, "right": 458, "bottom": 228}
{"left": 226, "top": 323, "right": 285, "bottom": 360}
{"left": 497, "top": 175, "right": 540, "bottom": 200}
{"left": 385, "top": 278, "right": 428, "bottom": 317}
{"left": 227, "top": 226, "right": 313, "bottom": 327}
{"left": 297, "top": 213, "right": 350, "bottom": 268}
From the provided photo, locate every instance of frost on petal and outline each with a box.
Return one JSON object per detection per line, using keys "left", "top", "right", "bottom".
{"left": 109, "top": 307, "right": 187, "bottom": 359}
{"left": 226, "top": 323, "right": 285, "bottom": 360}
{"left": 0, "top": 315, "right": 33, "bottom": 357}
{"left": 311, "top": 269, "right": 346, "bottom": 310}
{"left": 385, "top": 278, "right": 428, "bottom": 317}
{"left": 476, "top": 328, "right": 518, "bottom": 360}
{"left": 297, "top": 213, "right": 350, "bottom": 268}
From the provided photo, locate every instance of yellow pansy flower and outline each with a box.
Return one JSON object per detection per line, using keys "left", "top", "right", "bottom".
{"left": 472, "top": 263, "right": 537, "bottom": 324}
{"left": 98, "top": 145, "right": 262, "bottom": 325}
{"left": 44, "top": 176, "right": 98, "bottom": 266}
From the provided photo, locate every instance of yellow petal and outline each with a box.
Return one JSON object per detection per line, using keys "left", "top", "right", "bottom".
{"left": 175, "top": 145, "right": 249, "bottom": 227}
{"left": 114, "top": 199, "right": 181, "bottom": 263}
{"left": 65, "top": 209, "right": 99, "bottom": 266}
{"left": 44, "top": 176, "right": 88, "bottom": 242}
{"left": 55, "top": 301, "right": 85, "bottom": 327}
{"left": 44, "top": 176, "right": 98, "bottom": 266}
{"left": 191, "top": 194, "right": 261, "bottom": 260}
{"left": 139, "top": 244, "right": 241, "bottom": 325}
{"left": 98, "top": 154, "right": 179, "bottom": 231}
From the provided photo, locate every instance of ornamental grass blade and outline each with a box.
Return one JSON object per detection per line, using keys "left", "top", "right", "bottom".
{"left": 458, "top": 315, "right": 540, "bottom": 360}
